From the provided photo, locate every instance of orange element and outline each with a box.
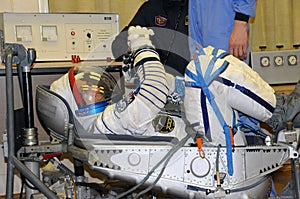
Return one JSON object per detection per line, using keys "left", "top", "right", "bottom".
{"left": 230, "top": 127, "right": 235, "bottom": 152}
{"left": 196, "top": 138, "right": 205, "bottom": 158}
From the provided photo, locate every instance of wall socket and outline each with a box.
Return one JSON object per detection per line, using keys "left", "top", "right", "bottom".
{"left": 251, "top": 50, "right": 300, "bottom": 84}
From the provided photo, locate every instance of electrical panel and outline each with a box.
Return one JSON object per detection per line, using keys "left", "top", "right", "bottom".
{"left": 251, "top": 50, "right": 300, "bottom": 84}
{"left": 0, "top": 13, "right": 119, "bottom": 61}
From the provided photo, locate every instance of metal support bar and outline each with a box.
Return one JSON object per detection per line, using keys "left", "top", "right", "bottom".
{"left": 13, "top": 157, "right": 59, "bottom": 199}
{"left": 3, "top": 44, "right": 58, "bottom": 199}
{"left": 292, "top": 158, "right": 300, "bottom": 199}
{"left": 5, "top": 48, "right": 15, "bottom": 199}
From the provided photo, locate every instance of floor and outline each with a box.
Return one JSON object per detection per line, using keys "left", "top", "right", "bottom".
{"left": 272, "top": 164, "right": 293, "bottom": 195}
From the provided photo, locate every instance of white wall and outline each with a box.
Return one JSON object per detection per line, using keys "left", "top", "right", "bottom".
{"left": 0, "top": 0, "right": 40, "bottom": 12}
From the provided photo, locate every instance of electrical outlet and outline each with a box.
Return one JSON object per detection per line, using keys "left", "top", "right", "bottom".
{"left": 260, "top": 56, "right": 270, "bottom": 67}
{"left": 288, "top": 55, "right": 297, "bottom": 66}
{"left": 251, "top": 50, "right": 300, "bottom": 84}
{"left": 274, "top": 56, "right": 284, "bottom": 66}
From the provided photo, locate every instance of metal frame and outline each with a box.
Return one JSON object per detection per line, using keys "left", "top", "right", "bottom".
{"left": 3, "top": 43, "right": 123, "bottom": 199}
{"left": 3, "top": 43, "right": 299, "bottom": 199}
{"left": 4, "top": 44, "right": 59, "bottom": 199}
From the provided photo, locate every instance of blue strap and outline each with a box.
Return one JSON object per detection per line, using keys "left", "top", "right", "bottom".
{"left": 206, "top": 60, "right": 229, "bottom": 85}
{"left": 204, "top": 56, "right": 217, "bottom": 82}
{"left": 201, "top": 90, "right": 212, "bottom": 141}
{"left": 211, "top": 47, "right": 219, "bottom": 56}
{"left": 211, "top": 47, "right": 230, "bottom": 59}
{"left": 186, "top": 46, "right": 234, "bottom": 175}
{"left": 232, "top": 110, "right": 238, "bottom": 134}
{"left": 75, "top": 100, "right": 109, "bottom": 116}
{"left": 235, "top": 113, "right": 268, "bottom": 137}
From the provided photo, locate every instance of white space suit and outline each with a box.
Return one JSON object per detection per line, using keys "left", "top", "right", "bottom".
{"left": 184, "top": 46, "right": 277, "bottom": 146}
{"left": 50, "top": 26, "right": 187, "bottom": 139}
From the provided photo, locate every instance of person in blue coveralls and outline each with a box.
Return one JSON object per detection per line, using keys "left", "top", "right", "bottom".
{"left": 188, "top": 0, "right": 256, "bottom": 63}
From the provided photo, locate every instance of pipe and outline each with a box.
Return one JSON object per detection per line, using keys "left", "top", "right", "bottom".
{"left": 13, "top": 157, "right": 59, "bottom": 199}
{"left": 292, "top": 158, "right": 300, "bottom": 199}
{"left": 5, "top": 50, "right": 16, "bottom": 199}
{"left": 23, "top": 66, "right": 35, "bottom": 128}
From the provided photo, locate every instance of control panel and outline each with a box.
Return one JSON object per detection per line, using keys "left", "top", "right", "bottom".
{"left": 251, "top": 50, "right": 300, "bottom": 84}
{"left": 0, "top": 13, "right": 119, "bottom": 61}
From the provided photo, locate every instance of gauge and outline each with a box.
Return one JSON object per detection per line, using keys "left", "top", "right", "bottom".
{"left": 15, "top": 25, "right": 33, "bottom": 42}
{"left": 41, "top": 25, "right": 58, "bottom": 42}
{"left": 274, "top": 56, "right": 284, "bottom": 66}
{"left": 288, "top": 55, "right": 297, "bottom": 66}
{"left": 260, "top": 56, "right": 270, "bottom": 67}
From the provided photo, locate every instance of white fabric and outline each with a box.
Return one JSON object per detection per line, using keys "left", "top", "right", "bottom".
{"left": 50, "top": 49, "right": 187, "bottom": 139}
{"left": 128, "top": 26, "right": 154, "bottom": 52}
{"left": 97, "top": 50, "right": 169, "bottom": 135}
{"left": 50, "top": 74, "right": 98, "bottom": 133}
{"left": 50, "top": 26, "right": 188, "bottom": 140}
{"left": 184, "top": 46, "right": 276, "bottom": 145}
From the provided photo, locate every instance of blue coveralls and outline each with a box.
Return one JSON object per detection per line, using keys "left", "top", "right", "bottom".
{"left": 189, "top": 0, "right": 256, "bottom": 55}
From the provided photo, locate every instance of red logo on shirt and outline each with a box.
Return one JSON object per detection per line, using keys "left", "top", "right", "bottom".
{"left": 155, "top": 15, "right": 167, "bottom": 26}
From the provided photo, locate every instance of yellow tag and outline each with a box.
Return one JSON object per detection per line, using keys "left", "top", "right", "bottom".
{"left": 185, "top": 15, "right": 189, "bottom": 26}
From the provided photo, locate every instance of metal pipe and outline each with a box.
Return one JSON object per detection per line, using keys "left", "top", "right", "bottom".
{"left": 17, "top": 49, "right": 40, "bottom": 198}
{"left": 25, "top": 161, "right": 40, "bottom": 199}
{"left": 292, "top": 158, "right": 300, "bottom": 199}
{"left": 5, "top": 51, "right": 15, "bottom": 199}
{"left": 13, "top": 157, "right": 59, "bottom": 199}
{"left": 23, "top": 66, "right": 35, "bottom": 128}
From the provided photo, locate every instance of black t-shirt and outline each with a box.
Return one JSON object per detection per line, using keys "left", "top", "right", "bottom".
{"left": 112, "top": 0, "right": 189, "bottom": 76}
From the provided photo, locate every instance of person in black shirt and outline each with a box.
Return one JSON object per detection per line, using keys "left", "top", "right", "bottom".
{"left": 112, "top": 0, "right": 189, "bottom": 76}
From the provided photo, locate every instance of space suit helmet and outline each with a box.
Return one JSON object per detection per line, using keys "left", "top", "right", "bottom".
{"left": 68, "top": 66, "right": 122, "bottom": 116}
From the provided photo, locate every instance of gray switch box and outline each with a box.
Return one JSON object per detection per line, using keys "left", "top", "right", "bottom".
{"left": 0, "top": 13, "right": 119, "bottom": 61}
{"left": 251, "top": 50, "right": 300, "bottom": 84}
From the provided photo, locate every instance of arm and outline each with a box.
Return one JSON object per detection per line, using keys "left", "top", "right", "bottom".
{"left": 98, "top": 26, "right": 169, "bottom": 135}
{"left": 230, "top": 0, "right": 256, "bottom": 61}
{"left": 229, "top": 19, "right": 248, "bottom": 61}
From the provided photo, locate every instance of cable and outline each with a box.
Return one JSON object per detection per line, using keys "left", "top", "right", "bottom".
{"left": 133, "top": 135, "right": 190, "bottom": 199}
{"left": 115, "top": 134, "right": 190, "bottom": 199}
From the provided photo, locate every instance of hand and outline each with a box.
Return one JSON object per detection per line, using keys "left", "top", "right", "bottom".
{"left": 229, "top": 20, "right": 248, "bottom": 61}
{"left": 127, "top": 26, "right": 154, "bottom": 52}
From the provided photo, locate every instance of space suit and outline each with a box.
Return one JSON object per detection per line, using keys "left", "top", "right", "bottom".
{"left": 184, "top": 45, "right": 277, "bottom": 146}
{"left": 35, "top": 26, "right": 299, "bottom": 199}
{"left": 50, "top": 26, "right": 187, "bottom": 139}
